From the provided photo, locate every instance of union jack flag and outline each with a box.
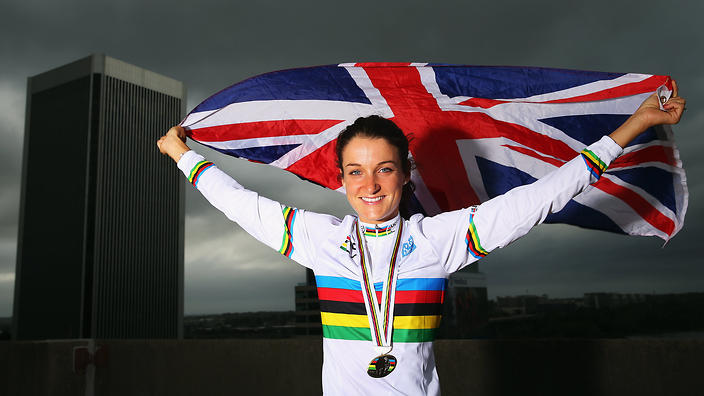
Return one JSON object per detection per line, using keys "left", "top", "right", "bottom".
{"left": 181, "top": 63, "right": 688, "bottom": 240}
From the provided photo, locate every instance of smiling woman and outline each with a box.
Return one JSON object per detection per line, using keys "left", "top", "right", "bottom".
{"left": 156, "top": 88, "right": 685, "bottom": 395}
{"left": 336, "top": 116, "right": 412, "bottom": 224}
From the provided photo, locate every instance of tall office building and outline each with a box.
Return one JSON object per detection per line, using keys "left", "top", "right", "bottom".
{"left": 13, "top": 54, "right": 186, "bottom": 339}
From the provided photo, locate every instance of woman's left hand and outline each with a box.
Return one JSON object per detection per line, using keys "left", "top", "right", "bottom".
{"left": 633, "top": 80, "right": 686, "bottom": 128}
{"left": 609, "top": 79, "right": 686, "bottom": 148}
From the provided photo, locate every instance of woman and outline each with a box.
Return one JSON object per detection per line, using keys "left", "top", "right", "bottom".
{"left": 157, "top": 83, "right": 685, "bottom": 395}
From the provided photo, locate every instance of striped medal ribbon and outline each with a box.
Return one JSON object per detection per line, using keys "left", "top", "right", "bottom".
{"left": 355, "top": 219, "right": 404, "bottom": 378}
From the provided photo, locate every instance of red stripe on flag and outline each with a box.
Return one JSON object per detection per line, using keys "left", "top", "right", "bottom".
{"left": 503, "top": 145, "right": 566, "bottom": 167}
{"left": 610, "top": 145, "right": 677, "bottom": 169}
{"left": 188, "top": 119, "right": 344, "bottom": 142}
{"left": 285, "top": 139, "right": 342, "bottom": 189}
{"left": 353, "top": 62, "right": 414, "bottom": 67}
{"left": 457, "top": 98, "right": 508, "bottom": 108}
{"left": 595, "top": 177, "right": 675, "bottom": 236}
{"left": 544, "top": 75, "right": 669, "bottom": 104}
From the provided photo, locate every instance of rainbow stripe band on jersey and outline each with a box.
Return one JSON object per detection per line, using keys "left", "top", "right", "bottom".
{"left": 278, "top": 206, "right": 297, "bottom": 258}
{"left": 316, "top": 275, "right": 446, "bottom": 343}
{"left": 188, "top": 160, "right": 214, "bottom": 187}
{"left": 466, "top": 213, "right": 488, "bottom": 259}
{"left": 362, "top": 223, "right": 396, "bottom": 237}
{"left": 580, "top": 148, "right": 607, "bottom": 180}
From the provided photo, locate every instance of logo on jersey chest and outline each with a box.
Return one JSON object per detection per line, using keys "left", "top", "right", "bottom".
{"left": 402, "top": 235, "right": 416, "bottom": 257}
{"left": 340, "top": 235, "right": 357, "bottom": 258}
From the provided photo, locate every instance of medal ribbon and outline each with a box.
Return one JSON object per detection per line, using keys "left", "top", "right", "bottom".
{"left": 355, "top": 219, "right": 404, "bottom": 354}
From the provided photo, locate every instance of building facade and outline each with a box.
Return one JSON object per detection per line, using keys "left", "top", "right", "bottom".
{"left": 438, "top": 264, "right": 488, "bottom": 338}
{"left": 294, "top": 269, "right": 322, "bottom": 336}
{"left": 13, "top": 54, "right": 186, "bottom": 339}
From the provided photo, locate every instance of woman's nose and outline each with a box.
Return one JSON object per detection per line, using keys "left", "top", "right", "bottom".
{"left": 364, "top": 175, "right": 380, "bottom": 194}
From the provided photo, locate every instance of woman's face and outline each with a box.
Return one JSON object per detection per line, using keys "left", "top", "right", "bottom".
{"left": 340, "top": 136, "right": 409, "bottom": 224}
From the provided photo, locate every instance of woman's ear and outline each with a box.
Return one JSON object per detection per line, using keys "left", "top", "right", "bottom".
{"left": 338, "top": 169, "right": 344, "bottom": 186}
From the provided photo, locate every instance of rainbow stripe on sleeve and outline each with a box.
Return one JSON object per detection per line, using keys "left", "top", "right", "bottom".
{"left": 278, "top": 206, "right": 297, "bottom": 258}
{"left": 465, "top": 213, "right": 488, "bottom": 259}
{"left": 188, "top": 160, "right": 214, "bottom": 187}
{"left": 315, "top": 275, "right": 446, "bottom": 343}
{"left": 580, "top": 148, "right": 607, "bottom": 180}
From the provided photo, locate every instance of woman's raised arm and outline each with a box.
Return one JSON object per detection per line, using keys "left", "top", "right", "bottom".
{"left": 155, "top": 125, "right": 330, "bottom": 270}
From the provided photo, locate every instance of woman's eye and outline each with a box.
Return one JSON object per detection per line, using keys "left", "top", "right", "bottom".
{"left": 379, "top": 167, "right": 393, "bottom": 173}
{"left": 349, "top": 170, "right": 361, "bottom": 176}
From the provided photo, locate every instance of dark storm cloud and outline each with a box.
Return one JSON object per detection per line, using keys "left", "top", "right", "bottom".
{"left": 0, "top": 0, "right": 702, "bottom": 316}
{"left": 183, "top": 212, "right": 306, "bottom": 313}
{"left": 481, "top": 204, "right": 704, "bottom": 299}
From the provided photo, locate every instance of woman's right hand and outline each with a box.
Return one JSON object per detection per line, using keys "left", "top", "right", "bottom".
{"left": 157, "top": 126, "right": 191, "bottom": 163}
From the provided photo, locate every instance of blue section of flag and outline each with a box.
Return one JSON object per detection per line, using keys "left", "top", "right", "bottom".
{"left": 193, "top": 66, "right": 371, "bottom": 112}
{"left": 407, "top": 194, "right": 427, "bottom": 217}
{"left": 434, "top": 66, "right": 624, "bottom": 100}
{"left": 212, "top": 144, "right": 300, "bottom": 164}
{"left": 540, "top": 114, "right": 658, "bottom": 147}
{"left": 476, "top": 157, "right": 537, "bottom": 199}
{"left": 610, "top": 167, "right": 676, "bottom": 213}
{"left": 478, "top": 157, "right": 624, "bottom": 234}
{"left": 545, "top": 200, "right": 624, "bottom": 234}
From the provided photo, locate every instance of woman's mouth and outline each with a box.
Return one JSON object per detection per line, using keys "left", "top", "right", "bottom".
{"left": 361, "top": 196, "right": 384, "bottom": 203}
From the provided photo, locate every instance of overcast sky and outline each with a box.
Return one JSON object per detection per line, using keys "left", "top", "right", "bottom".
{"left": 1, "top": 0, "right": 702, "bottom": 316}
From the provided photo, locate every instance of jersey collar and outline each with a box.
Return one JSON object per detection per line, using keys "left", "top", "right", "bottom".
{"left": 358, "top": 214, "right": 401, "bottom": 237}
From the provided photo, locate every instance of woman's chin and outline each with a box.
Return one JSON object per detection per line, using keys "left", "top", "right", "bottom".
{"left": 356, "top": 210, "right": 398, "bottom": 224}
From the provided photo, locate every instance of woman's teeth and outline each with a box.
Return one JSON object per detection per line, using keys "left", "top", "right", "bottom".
{"left": 362, "top": 196, "right": 383, "bottom": 203}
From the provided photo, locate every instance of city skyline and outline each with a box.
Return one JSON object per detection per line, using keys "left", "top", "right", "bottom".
{"left": 1, "top": 0, "right": 702, "bottom": 316}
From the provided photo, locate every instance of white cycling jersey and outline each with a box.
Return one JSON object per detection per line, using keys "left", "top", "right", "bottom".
{"left": 178, "top": 135, "right": 622, "bottom": 395}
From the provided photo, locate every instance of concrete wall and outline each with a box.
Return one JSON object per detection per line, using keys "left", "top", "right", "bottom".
{"left": 2, "top": 338, "right": 703, "bottom": 395}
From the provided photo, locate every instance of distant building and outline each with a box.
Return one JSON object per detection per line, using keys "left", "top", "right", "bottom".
{"left": 495, "top": 294, "right": 549, "bottom": 316}
{"left": 13, "top": 54, "right": 186, "bottom": 339}
{"left": 438, "top": 264, "right": 488, "bottom": 338}
{"left": 583, "top": 292, "right": 647, "bottom": 309}
{"left": 184, "top": 312, "right": 295, "bottom": 339}
{"left": 294, "top": 269, "right": 321, "bottom": 336}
